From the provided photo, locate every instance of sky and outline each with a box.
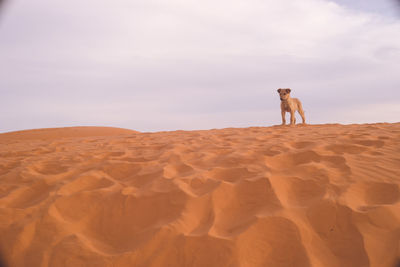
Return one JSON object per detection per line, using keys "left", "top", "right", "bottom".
{"left": 0, "top": 0, "right": 399, "bottom": 133}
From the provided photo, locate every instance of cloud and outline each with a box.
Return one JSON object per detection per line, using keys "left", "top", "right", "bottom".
{"left": 0, "top": 0, "right": 399, "bottom": 132}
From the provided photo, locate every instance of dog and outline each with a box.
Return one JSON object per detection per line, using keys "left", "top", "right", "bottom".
{"left": 277, "top": 88, "right": 306, "bottom": 125}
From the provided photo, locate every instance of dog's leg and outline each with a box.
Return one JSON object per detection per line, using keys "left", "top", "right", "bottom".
{"left": 281, "top": 110, "right": 286, "bottom": 125}
{"left": 290, "top": 111, "right": 296, "bottom": 125}
{"left": 298, "top": 102, "right": 306, "bottom": 124}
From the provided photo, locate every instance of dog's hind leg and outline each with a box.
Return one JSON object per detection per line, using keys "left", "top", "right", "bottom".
{"left": 290, "top": 111, "right": 296, "bottom": 125}
{"left": 298, "top": 102, "right": 306, "bottom": 124}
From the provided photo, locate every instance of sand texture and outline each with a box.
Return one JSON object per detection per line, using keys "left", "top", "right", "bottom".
{"left": 0, "top": 124, "right": 399, "bottom": 267}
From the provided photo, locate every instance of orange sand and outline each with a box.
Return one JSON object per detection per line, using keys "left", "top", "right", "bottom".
{"left": 0, "top": 124, "right": 399, "bottom": 267}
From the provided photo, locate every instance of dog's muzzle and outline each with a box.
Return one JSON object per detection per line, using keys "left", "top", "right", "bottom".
{"left": 280, "top": 98, "right": 283, "bottom": 101}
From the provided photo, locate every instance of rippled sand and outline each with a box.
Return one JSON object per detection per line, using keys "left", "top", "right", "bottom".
{"left": 0, "top": 124, "right": 399, "bottom": 267}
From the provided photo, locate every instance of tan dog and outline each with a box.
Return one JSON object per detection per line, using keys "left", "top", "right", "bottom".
{"left": 277, "top": 88, "right": 306, "bottom": 125}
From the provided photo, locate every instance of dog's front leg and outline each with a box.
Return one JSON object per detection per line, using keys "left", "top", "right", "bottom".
{"left": 281, "top": 110, "right": 286, "bottom": 125}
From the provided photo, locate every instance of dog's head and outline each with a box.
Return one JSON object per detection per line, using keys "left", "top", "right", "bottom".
{"left": 277, "top": 88, "right": 291, "bottom": 101}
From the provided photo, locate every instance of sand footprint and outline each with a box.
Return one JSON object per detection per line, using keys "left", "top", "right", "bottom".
{"left": 206, "top": 167, "right": 255, "bottom": 183}
{"left": 306, "top": 200, "right": 369, "bottom": 267}
{"left": 267, "top": 150, "right": 351, "bottom": 176}
{"left": 290, "top": 141, "right": 315, "bottom": 149}
{"left": 355, "top": 139, "right": 385, "bottom": 148}
{"left": 270, "top": 176, "right": 326, "bottom": 207}
{"left": 49, "top": 234, "right": 111, "bottom": 267}
{"left": 29, "top": 161, "right": 70, "bottom": 175}
{"left": 163, "top": 162, "right": 194, "bottom": 179}
{"left": 101, "top": 162, "right": 142, "bottom": 181}
{"left": 236, "top": 216, "right": 311, "bottom": 267}
{"left": 106, "top": 151, "right": 126, "bottom": 158}
{"left": 0, "top": 161, "right": 20, "bottom": 176}
{"left": 364, "top": 182, "right": 399, "bottom": 205}
{"left": 8, "top": 180, "right": 53, "bottom": 208}
{"left": 55, "top": 189, "right": 187, "bottom": 253}
{"left": 266, "top": 150, "right": 321, "bottom": 169}
{"left": 209, "top": 178, "right": 282, "bottom": 237}
{"left": 58, "top": 171, "right": 114, "bottom": 196}
{"left": 174, "top": 177, "right": 221, "bottom": 197}
{"left": 324, "top": 144, "right": 368, "bottom": 155}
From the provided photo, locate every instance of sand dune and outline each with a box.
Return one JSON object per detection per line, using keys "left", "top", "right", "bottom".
{"left": 0, "top": 126, "right": 137, "bottom": 141}
{"left": 0, "top": 124, "right": 399, "bottom": 267}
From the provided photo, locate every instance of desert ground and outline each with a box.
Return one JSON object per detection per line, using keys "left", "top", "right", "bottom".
{"left": 0, "top": 123, "right": 399, "bottom": 267}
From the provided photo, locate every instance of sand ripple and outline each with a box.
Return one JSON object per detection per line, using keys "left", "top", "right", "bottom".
{"left": 0, "top": 124, "right": 399, "bottom": 267}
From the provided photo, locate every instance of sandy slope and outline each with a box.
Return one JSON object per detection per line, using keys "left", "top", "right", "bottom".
{"left": 0, "top": 124, "right": 399, "bottom": 267}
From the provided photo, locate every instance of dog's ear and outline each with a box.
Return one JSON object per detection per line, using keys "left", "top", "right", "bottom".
{"left": 277, "top": 89, "right": 281, "bottom": 93}
{"left": 286, "top": 88, "right": 291, "bottom": 93}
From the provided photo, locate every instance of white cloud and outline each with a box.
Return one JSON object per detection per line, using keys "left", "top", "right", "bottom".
{"left": 314, "top": 102, "right": 400, "bottom": 124}
{"left": 0, "top": 0, "right": 399, "bottom": 132}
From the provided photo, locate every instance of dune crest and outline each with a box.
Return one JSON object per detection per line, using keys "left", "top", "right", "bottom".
{"left": 0, "top": 126, "right": 137, "bottom": 141}
{"left": 0, "top": 123, "right": 399, "bottom": 267}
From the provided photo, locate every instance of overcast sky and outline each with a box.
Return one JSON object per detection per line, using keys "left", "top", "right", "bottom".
{"left": 0, "top": 0, "right": 399, "bottom": 133}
